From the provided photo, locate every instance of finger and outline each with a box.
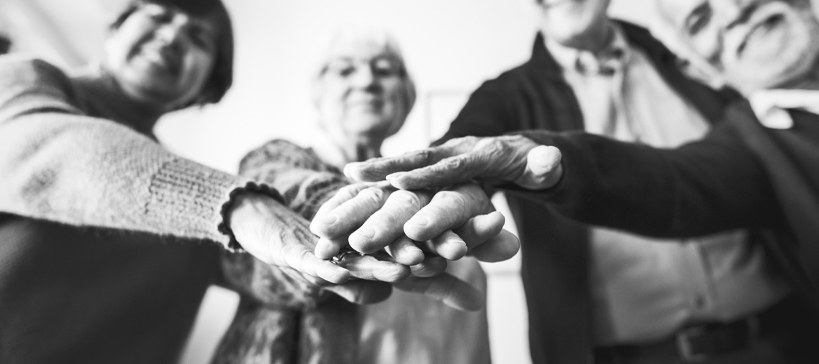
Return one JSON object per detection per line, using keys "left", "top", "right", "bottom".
{"left": 385, "top": 235, "right": 425, "bottom": 266}
{"left": 323, "top": 280, "right": 393, "bottom": 304}
{"left": 349, "top": 189, "right": 433, "bottom": 254}
{"left": 404, "top": 184, "right": 493, "bottom": 242}
{"left": 429, "top": 230, "right": 468, "bottom": 260}
{"left": 519, "top": 145, "right": 563, "bottom": 190}
{"left": 384, "top": 152, "right": 485, "bottom": 190}
{"left": 310, "top": 182, "right": 393, "bottom": 239}
{"left": 393, "top": 273, "right": 485, "bottom": 311}
{"left": 334, "top": 253, "right": 411, "bottom": 282}
{"left": 314, "top": 235, "right": 349, "bottom": 260}
{"left": 410, "top": 256, "right": 448, "bottom": 277}
{"left": 282, "top": 244, "right": 350, "bottom": 284}
{"left": 343, "top": 138, "right": 474, "bottom": 182}
{"left": 468, "top": 229, "right": 520, "bottom": 262}
{"left": 453, "top": 211, "right": 505, "bottom": 250}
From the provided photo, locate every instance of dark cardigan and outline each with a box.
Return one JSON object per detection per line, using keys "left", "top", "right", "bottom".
{"left": 435, "top": 22, "right": 738, "bottom": 364}
{"left": 520, "top": 101, "right": 819, "bottom": 310}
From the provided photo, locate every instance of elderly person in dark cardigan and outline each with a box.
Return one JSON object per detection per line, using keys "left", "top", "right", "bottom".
{"left": 213, "top": 26, "right": 508, "bottom": 364}
{"left": 337, "top": 0, "right": 819, "bottom": 363}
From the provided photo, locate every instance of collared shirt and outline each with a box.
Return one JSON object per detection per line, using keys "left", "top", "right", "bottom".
{"left": 749, "top": 89, "right": 819, "bottom": 129}
{"left": 547, "top": 25, "right": 790, "bottom": 345}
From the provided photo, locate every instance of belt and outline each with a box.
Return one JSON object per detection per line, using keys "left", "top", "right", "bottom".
{"left": 593, "top": 297, "right": 798, "bottom": 363}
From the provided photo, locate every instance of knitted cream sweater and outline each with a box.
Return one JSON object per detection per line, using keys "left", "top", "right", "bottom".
{"left": 0, "top": 56, "right": 250, "bottom": 247}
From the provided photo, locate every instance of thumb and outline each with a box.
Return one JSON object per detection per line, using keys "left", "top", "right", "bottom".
{"left": 517, "top": 145, "right": 562, "bottom": 190}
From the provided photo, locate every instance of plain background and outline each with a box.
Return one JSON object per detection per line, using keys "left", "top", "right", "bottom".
{"left": 0, "top": 1, "right": 665, "bottom": 363}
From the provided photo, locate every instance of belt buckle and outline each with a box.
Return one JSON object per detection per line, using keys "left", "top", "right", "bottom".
{"left": 676, "top": 326, "right": 708, "bottom": 363}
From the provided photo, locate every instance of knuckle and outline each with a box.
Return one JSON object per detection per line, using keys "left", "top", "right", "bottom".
{"left": 360, "top": 187, "right": 386, "bottom": 203}
{"left": 391, "top": 190, "right": 422, "bottom": 209}
{"left": 414, "top": 149, "right": 433, "bottom": 164}
{"left": 436, "top": 190, "right": 467, "bottom": 210}
{"left": 442, "top": 157, "right": 465, "bottom": 171}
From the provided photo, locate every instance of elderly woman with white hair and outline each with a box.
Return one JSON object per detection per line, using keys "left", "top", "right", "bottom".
{"left": 211, "top": 26, "right": 492, "bottom": 364}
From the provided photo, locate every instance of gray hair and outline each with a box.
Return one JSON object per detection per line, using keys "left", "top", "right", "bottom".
{"left": 311, "top": 25, "right": 416, "bottom": 136}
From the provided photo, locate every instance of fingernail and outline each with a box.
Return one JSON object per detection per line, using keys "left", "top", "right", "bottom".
{"left": 397, "top": 246, "right": 424, "bottom": 265}
{"left": 386, "top": 172, "right": 406, "bottom": 181}
{"left": 349, "top": 227, "right": 376, "bottom": 252}
{"left": 407, "top": 216, "right": 429, "bottom": 227}
{"left": 320, "top": 214, "right": 338, "bottom": 225}
{"left": 315, "top": 240, "right": 336, "bottom": 260}
{"left": 442, "top": 239, "right": 468, "bottom": 260}
{"left": 354, "top": 227, "right": 375, "bottom": 239}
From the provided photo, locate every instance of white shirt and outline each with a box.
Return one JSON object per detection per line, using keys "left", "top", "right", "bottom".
{"left": 547, "top": 25, "right": 790, "bottom": 345}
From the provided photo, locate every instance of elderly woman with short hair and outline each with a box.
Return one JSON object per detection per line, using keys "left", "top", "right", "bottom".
{"left": 214, "top": 26, "right": 492, "bottom": 364}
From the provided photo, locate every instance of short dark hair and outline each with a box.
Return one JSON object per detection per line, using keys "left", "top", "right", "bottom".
{"left": 111, "top": 0, "right": 234, "bottom": 106}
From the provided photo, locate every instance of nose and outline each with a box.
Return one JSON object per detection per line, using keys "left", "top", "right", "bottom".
{"left": 154, "top": 12, "right": 192, "bottom": 47}
{"left": 350, "top": 65, "right": 377, "bottom": 89}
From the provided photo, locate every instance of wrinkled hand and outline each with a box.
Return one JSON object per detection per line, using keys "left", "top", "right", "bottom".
{"left": 228, "top": 192, "right": 407, "bottom": 284}
{"left": 310, "top": 181, "right": 520, "bottom": 263}
{"left": 344, "top": 135, "right": 563, "bottom": 191}
{"left": 227, "top": 192, "right": 486, "bottom": 311}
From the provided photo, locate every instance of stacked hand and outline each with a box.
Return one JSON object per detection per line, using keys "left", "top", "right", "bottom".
{"left": 227, "top": 135, "right": 557, "bottom": 311}
{"left": 308, "top": 181, "right": 520, "bottom": 310}
{"left": 226, "top": 183, "right": 518, "bottom": 311}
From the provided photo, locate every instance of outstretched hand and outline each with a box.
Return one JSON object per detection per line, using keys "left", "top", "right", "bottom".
{"left": 343, "top": 135, "right": 563, "bottom": 191}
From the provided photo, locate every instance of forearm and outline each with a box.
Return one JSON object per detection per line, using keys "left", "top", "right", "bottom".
{"left": 512, "top": 126, "right": 777, "bottom": 237}
{"left": 0, "top": 112, "right": 249, "bottom": 247}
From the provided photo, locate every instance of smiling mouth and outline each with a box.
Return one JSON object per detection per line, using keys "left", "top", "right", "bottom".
{"left": 737, "top": 12, "right": 786, "bottom": 56}
{"left": 136, "top": 45, "right": 181, "bottom": 76}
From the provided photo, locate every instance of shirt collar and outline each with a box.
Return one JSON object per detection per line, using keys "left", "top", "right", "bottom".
{"left": 545, "top": 23, "right": 630, "bottom": 76}
{"left": 748, "top": 89, "right": 819, "bottom": 129}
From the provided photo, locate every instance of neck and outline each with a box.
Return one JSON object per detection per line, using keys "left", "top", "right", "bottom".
{"left": 313, "top": 130, "right": 383, "bottom": 169}
{"left": 71, "top": 66, "right": 167, "bottom": 137}
{"left": 555, "top": 20, "right": 615, "bottom": 54}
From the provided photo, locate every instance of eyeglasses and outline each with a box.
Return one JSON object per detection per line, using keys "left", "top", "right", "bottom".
{"left": 323, "top": 56, "right": 405, "bottom": 79}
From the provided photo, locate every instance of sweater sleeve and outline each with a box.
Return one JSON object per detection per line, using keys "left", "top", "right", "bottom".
{"left": 0, "top": 57, "right": 253, "bottom": 248}
{"left": 238, "top": 139, "right": 348, "bottom": 218}
{"left": 433, "top": 79, "right": 515, "bottom": 146}
{"left": 508, "top": 121, "right": 780, "bottom": 238}
{"left": 219, "top": 139, "right": 349, "bottom": 307}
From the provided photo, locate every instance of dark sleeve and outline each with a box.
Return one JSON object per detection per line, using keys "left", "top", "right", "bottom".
{"left": 510, "top": 121, "right": 779, "bottom": 237}
{"left": 433, "top": 79, "right": 515, "bottom": 146}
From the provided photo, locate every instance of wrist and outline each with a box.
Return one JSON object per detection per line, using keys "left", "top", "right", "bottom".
{"left": 219, "top": 182, "right": 285, "bottom": 252}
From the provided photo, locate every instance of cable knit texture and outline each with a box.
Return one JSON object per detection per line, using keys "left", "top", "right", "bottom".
{"left": 0, "top": 56, "right": 279, "bottom": 364}
{"left": 0, "top": 56, "right": 252, "bottom": 247}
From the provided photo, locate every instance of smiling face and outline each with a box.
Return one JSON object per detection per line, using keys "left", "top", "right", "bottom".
{"left": 315, "top": 36, "right": 412, "bottom": 144}
{"left": 660, "top": 0, "right": 819, "bottom": 94}
{"left": 103, "top": 3, "right": 219, "bottom": 109}
{"left": 536, "top": 0, "right": 612, "bottom": 49}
